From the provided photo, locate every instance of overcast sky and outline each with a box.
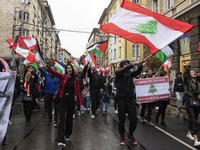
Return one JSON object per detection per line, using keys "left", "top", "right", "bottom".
{"left": 47, "top": 0, "right": 111, "bottom": 58}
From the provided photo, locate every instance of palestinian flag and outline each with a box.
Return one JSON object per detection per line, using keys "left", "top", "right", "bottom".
{"left": 79, "top": 64, "right": 84, "bottom": 72}
{"left": 105, "top": 65, "right": 109, "bottom": 72}
{"left": 196, "top": 42, "right": 200, "bottom": 51}
{"left": 9, "top": 44, "right": 36, "bottom": 64}
{"left": 100, "top": 0, "right": 194, "bottom": 54}
{"left": 0, "top": 58, "right": 10, "bottom": 72}
{"left": 52, "top": 58, "right": 65, "bottom": 74}
{"left": 87, "top": 41, "right": 108, "bottom": 55}
{"left": 162, "top": 59, "right": 172, "bottom": 70}
{"left": 155, "top": 43, "right": 177, "bottom": 63}
{"left": 82, "top": 52, "right": 97, "bottom": 68}
{"left": 70, "top": 61, "right": 77, "bottom": 68}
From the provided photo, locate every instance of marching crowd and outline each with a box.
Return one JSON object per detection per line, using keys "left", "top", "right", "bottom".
{"left": 1, "top": 58, "right": 200, "bottom": 148}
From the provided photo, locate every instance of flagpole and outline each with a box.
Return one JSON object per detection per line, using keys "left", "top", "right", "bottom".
{"left": 144, "top": 54, "right": 153, "bottom": 61}
{"left": 191, "top": 50, "right": 196, "bottom": 60}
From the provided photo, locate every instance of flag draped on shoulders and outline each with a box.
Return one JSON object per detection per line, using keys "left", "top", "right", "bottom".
{"left": 100, "top": 0, "right": 194, "bottom": 54}
{"left": 82, "top": 52, "right": 97, "bottom": 68}
{"left": 52, "top": 58, "right": 65, "bottom": 74}
{"left": 87, "top": 41, "right": 108, "bottom": 55}
{"left": 0, "top": 58, "right": 10, "bottom": 72}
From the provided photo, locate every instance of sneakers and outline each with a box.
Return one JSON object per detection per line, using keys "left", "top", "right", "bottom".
{"left": 120, "top": 137, "right": 125, "bottom": 145}
{"left": 73, "top": 114, "right": 75, "bottom": 119}
{"left": 155, "top": 106, "right": 159, "bottom": 113}
{"left": 58, "top": 142, "right": 66, "bottom": 147}
{"left": 148, "top": 121, "right": 155, "bottom": 127}
{"left": 115, "top": 110, "right": 118, "bottom": 114}
{"left": 161, "top": 121, "right": 166, "bottom": 126}
{"left": 127, "top": 134, "right": 138, "bottom": 145}
{"left": 91, "top": 115, "right": 95, "bottom": 119}
{"left": 140, "top": 117, "right": 144, "bottom": 123}
{"left": 87, "top": 108, "right": 90, "bottom": 112}
{"left": 77, "top": 111, "right": 81, "bottom": 116}
{"left": 103, "top": 111, "right": 107, "bottom": 115}
{"left": 64, "top": 136, "right": 70, "bottom": 141}
{"left": 84, "top": 108, "right": 86, "bottom": 111}
{"left": 187, "top": 133, "right": 194, "bottom": 141}
{"left": 53, "top": 121, "right": 59, "bottom": 127}
{"left": 194, "top": 140, "right": 200, "bottom": 147}
{"left": 48, "top": 120, "right": 52, "bottom": 125}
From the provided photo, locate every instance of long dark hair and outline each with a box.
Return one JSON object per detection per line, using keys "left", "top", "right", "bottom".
{"left": 65, "top": 64, "right": 76, "bottom": 80}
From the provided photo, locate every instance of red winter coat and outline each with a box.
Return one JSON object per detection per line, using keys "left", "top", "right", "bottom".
{"left": 48, "top": 67, "right": 83, "bottom": 106}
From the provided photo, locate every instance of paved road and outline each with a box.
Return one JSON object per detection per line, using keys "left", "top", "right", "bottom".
{"left": 1, "top": 99, "right": 200, "bottom": 150}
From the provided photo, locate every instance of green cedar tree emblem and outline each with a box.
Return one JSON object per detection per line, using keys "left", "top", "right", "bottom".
{"left": 148, "top": 84, "right": 157, "bottom": 95}
{"left": 88, "top": 62, "right": 93, "bottom": 66}
{"left": 131, "top": 21, "right": 158, "bottom": 37}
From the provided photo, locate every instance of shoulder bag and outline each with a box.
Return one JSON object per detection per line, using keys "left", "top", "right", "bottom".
{"left": 189, "top": 82, "right": 200, "bottom": 107}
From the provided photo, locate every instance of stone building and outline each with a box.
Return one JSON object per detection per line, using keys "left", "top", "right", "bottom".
{"left": 59, "top": 48, "right": 71, "bottom": 65}
{"left": 0, "top": 0, "right": 59, "bottom": 69}
{"left": 145, "top": 0, "right": 200, "bottom": 80}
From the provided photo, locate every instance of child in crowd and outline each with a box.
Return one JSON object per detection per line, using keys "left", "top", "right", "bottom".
{"left": 101, "top": 90, "right": 110, "bottom": 115}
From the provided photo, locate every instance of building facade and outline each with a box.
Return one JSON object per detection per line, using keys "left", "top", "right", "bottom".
{"left": 59, "top": 48, "right": 71, "bottom": 65}
{"left": 0, "top": 0, "right": 58, "bottom": 70}
{"left": 146, "top": 0, "right": 200, "bottom": 80}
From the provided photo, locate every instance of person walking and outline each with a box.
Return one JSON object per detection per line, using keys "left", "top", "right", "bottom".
{"left": 36, "top": 60, "right": 83, "bottom": 148}
{"left": 86, "top": 65, "right": 105, "bottom": 119}
{"left": 155, "top": 71, "right": 170, "bottom": 126}
{"left": 184, "top": 69, "right": 200, "bottom": 146}
{"left": 21, "top": 68, "right": 39, "bottom": 126}
{"left": 140, "top": 69, "right": 155, "bottom": 127}
{"left": 172, "top": 72, "right": 184, "bottom": 116}
{"left": 82, "top": 76, "right": 90, "bottom": 112}
{"left": 36, "top": 62, "right": 60, "bottom": 126}
{"left": 101, "top": 90, "right": 110, "bottom": 115}
{"left": 112, "top": 79, "right": 118, "bottom": 114}
{"left": 115, "top": 59, "right": 144, "bottom": 145}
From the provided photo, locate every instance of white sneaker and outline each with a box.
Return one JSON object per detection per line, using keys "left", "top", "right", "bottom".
{"left": 126, "top": 113, "right": 128, "bottom": 116}
{"left": 187, "top": 133, "right": 194, "bottom": 140}
{"left": 77, "top": 111, "right": 81, "bottom": 116}
{"left": 73, "top": 114, "right": 75, "bottom": 119}
{"left": 155, "top": 107, "right": 159, "bottom": 113}
{"left": 115, "top": 110, "right": 118, "bottom": 114}
{"left": 84, "top": 108, "right": 86, "bottom": 111}
{"left": 91, "top": 115, "right": 95, "bottom": 119}
{"left": 52, "top": 110, "right": 54, "bottom": 115}
{"left": 194, "top": 140, "right": 200, "bottom": 147}
{"left": 58, "top": 143, "right": 66, "bottom": 147}
{"left": 97, "top": 109, "right": 99, "bottom": 112}
{"left": 64, "top": 136, "right": 70, "bottom": 141}
{"left": 87, "top": 108, "right": 90, "bottom": 111}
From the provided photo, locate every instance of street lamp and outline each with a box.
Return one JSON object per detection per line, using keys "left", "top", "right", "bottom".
{"left": 19, "top": 2, "right": 31, "bottom": 78}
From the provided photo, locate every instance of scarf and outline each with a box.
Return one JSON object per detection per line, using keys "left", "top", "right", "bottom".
{"left": 24, "top": 81, "right": 31, "bottom": 96}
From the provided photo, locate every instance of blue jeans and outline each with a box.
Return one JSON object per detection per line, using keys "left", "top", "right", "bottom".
{"left": 83, "top": 96, "right": 90, "bottom": 109}
{"left": 102, "top": 102, "right": 108, "bottom": 112}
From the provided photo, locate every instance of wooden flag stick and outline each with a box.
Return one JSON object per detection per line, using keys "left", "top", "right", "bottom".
{"left": 191, "top": 50, "right": 196, "bottom": 60}
{"left": 144, "top": 54, "right": 153, "bottom": 61}
{"left": 154, "top": 65, "right": 162, "bottom": 77}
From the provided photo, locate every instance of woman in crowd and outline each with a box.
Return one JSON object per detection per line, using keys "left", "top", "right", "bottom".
{"left": 82, "top": 75, "right": 90, "bottom": 112}
{"left": 21, "top": 68, "right": 39, "bottom": 126}
{"left": 155, "top": 71, "right": 170, "bottom": 126}
{"left": 184, "top": 69, "right": 200, "bottom": 147}
{"left": 35, "top": 60, "right": 83, "bottom": 148}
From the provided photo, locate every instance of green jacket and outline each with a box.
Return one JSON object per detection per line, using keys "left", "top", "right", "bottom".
{"left": 186, "top": 80, "right": 200, "bottom": 100}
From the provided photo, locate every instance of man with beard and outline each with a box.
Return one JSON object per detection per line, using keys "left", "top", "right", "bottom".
{"left": 115, "top": 59, "right": 144, "bottom": 145}
{"left": 140, "top": 69, "right": 155, "bottom": 127}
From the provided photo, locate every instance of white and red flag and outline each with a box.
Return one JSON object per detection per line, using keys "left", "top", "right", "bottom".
{"left": 0, "top": 58, "right": 10, "bottom": 72}
{"left": 82, "top": 52, "right": 97, "bottom": 68}
{"left": 196, "top": 42, "right": 200, "bottom": 51}
{"left": 105, "top": 65, "right": 109, "bottom": 72}
{"left": 9, "top": 44, "right": 36, "bottom": 64}
{"left": 162, "top": 59, "right": 172, "bottom": 70}
{"left": 100, "top": 0, "right": 194, "bottom": 54}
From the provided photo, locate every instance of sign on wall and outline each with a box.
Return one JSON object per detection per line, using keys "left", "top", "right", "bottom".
{"left": 179, "top": 31, "right": 191, "bottom": 55}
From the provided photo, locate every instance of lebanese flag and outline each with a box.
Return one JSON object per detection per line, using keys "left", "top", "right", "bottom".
{"left": 87, "top": 41, "right": 108, "bottom": 55}
{"left": 196, "top": 42, "right": 200, "bottom": 51}
{"left": 0, "top": 58, "right": 10, "bottom": 72}
{"left": 100, "top": 66, "right": 105, "bottom": 71}
{"left": 23, "top": 37, "right": 38, "bottom": 52}
{"left": 9, "top": 44, "right": 36, "bottom": 64}
{"left": 82, "top": 52, "right": 97, "bottom": 68}
{"left": 79, "top": 64, "right": 84, "bottom": 72}
{"left": 52, "top": 58, "right": 65, "bottom": 74}
{"left": 70, "top": 61, "right": 77, "bottom": 68}
{"left": 105, "top": 65, "right": 109, "bottom": 72}
{"left": 100, "top": 0, "right": 194, "bottom": 54}
{"left": 161, "top": 59, "right": 172, "bottom": 70}
{"left": 7, "top": 35, "right": 28, "bottom": 49}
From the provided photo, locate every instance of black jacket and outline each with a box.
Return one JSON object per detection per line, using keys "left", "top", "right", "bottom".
{"left": 115, "top": 63, "right": 143, "bottom": 98}
{"left": 76, "top": 65, "right": 88, "bottom": 91}
{"left": 174, "top": 78, "right": 184, "bottom": 92}
{"left": 87, "top": 67, "right": 105, "bottom": 90}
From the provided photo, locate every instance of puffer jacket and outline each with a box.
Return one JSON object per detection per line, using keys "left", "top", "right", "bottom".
{"left": 115, "top": 59, "right": 143, "bottom": 98}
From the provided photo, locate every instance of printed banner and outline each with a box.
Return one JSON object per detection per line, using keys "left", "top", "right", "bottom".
{"left": 0, "top": 72, "right": 16, "bottom": 143}
{"left": 135, "top": 76, "right": 170, "bottom": 104}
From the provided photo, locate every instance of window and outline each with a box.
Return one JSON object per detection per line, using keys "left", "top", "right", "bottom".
{"left": 132, "top": 44, "right": 135, "bottom": 56}
{"left": 19, "top": 11, "right": 29, "bottom": 21}
{"left": 19, "top": 28, "right": 29, "bottom": 37}
{"left": 137, "top": 45, "right": 140, "bottom": 57}
{"left": 114, "top": 35, "right": 116, "bottom": 43}
{"left": 119, "top": 0, "right": 121, "bottom": 6}
{"left": 132, "top": 0, "right": 139, "bottom": 3}
{"left": 111, "top": 50, "right": 112, "bottom": 60}
{"left": 114, "top": 49, "right": 116, "bottom": 59}
{"left": 164, "top": 0, "right": 171, "bottom": 12}
{"left": 19, "top": 11, "right": 22, "bottom": 19}
{"left": 119, "top": 46, "right": 121, "bottom": 58}
{"left": 33, "top": 20, "right": 35, "bottom": 28}
{"left": 152, "top": 0, "right": 159, "bottom": 13}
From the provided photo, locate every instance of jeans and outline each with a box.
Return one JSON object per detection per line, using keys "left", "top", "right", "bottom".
{"left": 102, "top": 102, "right": 108, "bottom": 112}
{"left": 83, "top": 96, "right": 90, "bottom": 109}
{"left": 175, "top": 92, "right": 184, "bottom": 109}
{"left": 118, "top": 97, "right": 137, "bottom": 135}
